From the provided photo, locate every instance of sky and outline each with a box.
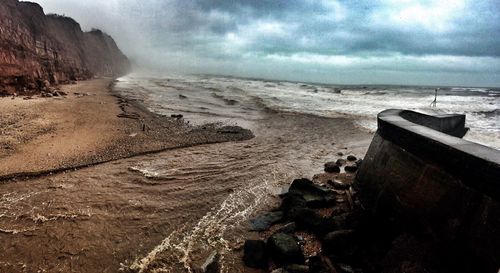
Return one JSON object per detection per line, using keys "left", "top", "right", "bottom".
{"left": 31, "top": 0, "right": 500, "bottom": 87}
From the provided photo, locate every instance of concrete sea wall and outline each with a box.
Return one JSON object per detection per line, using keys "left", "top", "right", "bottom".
{"left": 355, "top": 109, "right": 500, "bottom": 272}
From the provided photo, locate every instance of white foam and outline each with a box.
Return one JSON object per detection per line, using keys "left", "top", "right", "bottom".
{"left": 115, "top": 74, "right": 500, "bottom": 149}
{"left": 129, "top": 169, "right": 284, "bottom": 273}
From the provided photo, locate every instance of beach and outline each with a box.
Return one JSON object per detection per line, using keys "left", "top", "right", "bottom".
{"left": 0, "top": 77, "right": 372, "bottom": 272}
{"left": 0, "top": 78, "right": 252, "bottom": 179}
{"left": 1, "top": 0, "right": 499, "bottom": 272}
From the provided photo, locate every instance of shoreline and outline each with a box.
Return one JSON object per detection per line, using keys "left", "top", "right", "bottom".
{"left": 0, "top": 78, "right": 253, "bottom": 182}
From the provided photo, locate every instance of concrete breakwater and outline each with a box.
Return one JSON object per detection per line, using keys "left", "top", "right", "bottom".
{"left": 355, "top": 109, "right": 500, "bottom": 272}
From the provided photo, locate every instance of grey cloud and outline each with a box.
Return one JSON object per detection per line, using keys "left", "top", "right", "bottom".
{"left": 31, "top": 0, "right": 500, "bottom": 86}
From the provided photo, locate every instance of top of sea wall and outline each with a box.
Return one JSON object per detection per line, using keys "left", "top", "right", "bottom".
{"left": 377, "top": 109, "right": 500, "bottom": 200}
{"left": 354, "top": 109, "right": 500, "bottom": 272}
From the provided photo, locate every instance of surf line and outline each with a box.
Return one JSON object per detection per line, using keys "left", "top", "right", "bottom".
{"left": 129, "top": 170, "right": 280, "bottom": 272}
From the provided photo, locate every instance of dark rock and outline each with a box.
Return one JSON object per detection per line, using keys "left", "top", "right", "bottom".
{"left": 243, "top": 240, "right": 268, "bottom": 269}
{"left": 288, "top": 178, "right": 335, "bottom": 207}
{"left": 329, "top": 210, "right": 366, "bottom": 231}
{"left": 179, "top": 94, "right": 187, "bottom": 99}
{"left": 171, "top": 114, "right": 184, "bottom": 118}
{"left": 317, "top": 218, "right": 339, "bottom": 237}
{"left": 249, "top": 211, "right": 284, "bottom": 231}
{"left": 277, "top": 222, "right": 296, "bottom": 234}
{"left": 337, "top": 263, "right": 360, "bottom": 273}
{"left": 344, "top": 165, "right": 358, "bottom": 173}
{"left": 347, "top": 155, "right": 357, "bottom": 161}
{"left": 308, "top": 256, "right": 330, "bottom": 273}
{"left": 267, "top": 233, "right": 305, "bottom": 266}
{"left": 322, "top": 230, "right": 356, "bottom": 261}
{"left": 330, "top": 213, "right": 349, "bottom": 229}
{"left": 324, "top": 162, "right": 341, "bottom": 173}
{"left": 200, "top": 251, "right": 220, "bottom": 273}
{"left": 331, "top": 206, "right": 350, "bottom": 216}
{"left": 328, "top": 180, "right": 350, "bottom": 190}
{"left": 290, "top": 208, "right": 321, "bottom": 228}
{"left": 335, "top": 159, "right": 347, "bottom": 166}
{"left": 281, "top": 193, "right": 307, "bottom": 217}
{"left": 285, "top": 264, "right": 309, "bottom": 273}
{"left": 290, "top": 208, "right": 336, "bottom": 236}
{"left": 337, "top": 152, "right": 344, "bottom": 156}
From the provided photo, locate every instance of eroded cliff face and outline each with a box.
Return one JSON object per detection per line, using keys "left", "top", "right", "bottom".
{"left": 0, "top": 0, "right": 130, "bottom": 95}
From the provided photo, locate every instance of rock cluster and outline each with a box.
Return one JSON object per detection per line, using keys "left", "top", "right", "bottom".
{"left": 244, "top": 154, "right": 364, "bottom": 272}
{"left": 0, "top": 0, "right": 130, "bottom": 95}
{"left": 243, "top": 153, "right": 467, "bottom": 273}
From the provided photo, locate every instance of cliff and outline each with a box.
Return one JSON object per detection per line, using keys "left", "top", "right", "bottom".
{"left": 0, "top": 0, "right": 130, "bottom": 95}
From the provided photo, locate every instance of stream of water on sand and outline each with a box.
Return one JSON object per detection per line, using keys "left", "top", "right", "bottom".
{"left": 112, "top": 74, "right": 372, "bottom": 272}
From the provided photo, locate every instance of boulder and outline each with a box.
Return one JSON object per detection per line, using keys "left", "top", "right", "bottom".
{"left": 289, "top": 208, "right": 322, "bottom": 230}
{"left": 285, "top": 264, "right": 309, "bottom": 273}
{"left": 324, "top": 162, "right": 341, "bottom": 173}
{"left": 199, "top": 251, "right": 220, "bottom": 273}
{"left": 336, "top": 159, "right": 347, "bottom": 166}
{"left": 249, "top": 211, "right": 284, "bottom": 231}
{"left": 344, "top": 166, "right": 358, "bottom": 173}
{"left": 281, "top": 193, "right": 307, "bottom": 217}
{"left": 270, "top": 269, "right": 288, "bottom": 273}
{"left": 288, "top": 178, "right": 335, "bottom": 207}
{"left": 322, "top": 230, "right": 356, "bottom": 261}
{"left": 328, "top": 179, "right": 350, "bottom": 190}
{"left": 289, "top": 208, "right": 336, "bottom": 236}
{"left": 337, "top": 263, "right": 359, "bottom": 273}
{"left": 330, "top": 213, "right": 349, "bottom": 230}
{"left": 267, "top": 233, "right": 304, "bottom": 266}
{"left": 243, "top": 240, "right": 268, "bottom": 269}
{"left": 308, "top": 255, "right": 330, "bottom": 273}
{"left": 276, "top": 222, "right": 297, "bottom": 234}
{"left": 347, "top": 155, "right": 357, "bottom": 161}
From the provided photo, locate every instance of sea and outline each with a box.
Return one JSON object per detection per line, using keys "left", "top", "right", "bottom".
{"left": 116, "top": 73, "right": 500, "bottom": 150}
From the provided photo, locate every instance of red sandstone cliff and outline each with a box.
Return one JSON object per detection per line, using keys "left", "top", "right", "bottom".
{"left": 0, "top": 0, "right": 130, "bottom": 95}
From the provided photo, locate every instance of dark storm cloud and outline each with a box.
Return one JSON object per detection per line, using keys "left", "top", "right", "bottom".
{"left": 32, "top": 0, "right": 500, "bottom": 86}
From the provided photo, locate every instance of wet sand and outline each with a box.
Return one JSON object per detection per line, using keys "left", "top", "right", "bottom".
{"left": 0, "top": 78, "right": 252, "bottom": 179}
{"left": 0, "top": 79, "right": 373, "bottom": 273}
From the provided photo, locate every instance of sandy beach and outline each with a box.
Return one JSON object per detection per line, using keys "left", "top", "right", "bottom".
{"left": 0, "top": 78, "right": 252, "bottom": 179}
{"left": 0, "top": 78, "right": 372, "bottom": 273}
